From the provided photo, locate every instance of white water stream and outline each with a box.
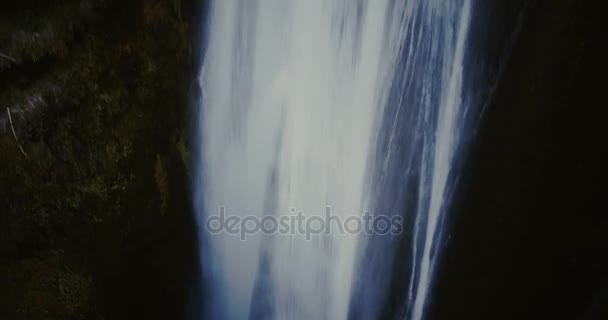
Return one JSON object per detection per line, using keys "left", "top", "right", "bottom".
{"left": 195, "top": 1, "right": 472, "bottom": 319}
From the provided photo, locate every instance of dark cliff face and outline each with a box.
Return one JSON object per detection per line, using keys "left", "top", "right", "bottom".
{"left": 0, "top": 1, "right": 201, "bottom": 319}
{"left": 429, "top": 0, "right": 606, "bottom": 319}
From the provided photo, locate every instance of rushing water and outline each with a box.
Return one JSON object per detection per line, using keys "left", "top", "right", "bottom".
{"left": 194, "top": 0, "right": 473, "bottom": 319}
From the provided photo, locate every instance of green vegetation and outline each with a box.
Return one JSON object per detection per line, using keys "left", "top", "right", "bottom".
{"left": 0, "top": 0, "right": 196, "bottom": 318}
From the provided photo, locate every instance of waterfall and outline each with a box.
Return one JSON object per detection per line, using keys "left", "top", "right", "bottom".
{"left": 406, "top": 1, "right": 472, "bottom": 319}
{"left": 194, "top": 0, "right": 473, "bottom": 319}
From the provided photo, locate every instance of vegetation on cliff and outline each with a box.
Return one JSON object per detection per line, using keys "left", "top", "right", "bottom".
{"left": 0, "top": 1, "right": 198, "bottom": 319}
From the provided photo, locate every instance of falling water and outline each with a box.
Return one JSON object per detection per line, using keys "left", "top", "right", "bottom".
{"left": 194, "top": 0, "right": 473, "bottom": 319}
{"left": 406, "top": 1, "right": 472, "bottom": 319}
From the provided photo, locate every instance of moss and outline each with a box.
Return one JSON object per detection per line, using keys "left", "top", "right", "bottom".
{"left": 175, "top": 129, "right": 192, "bottom": 176}
{"left": 0, "top": 251, "right": 92, "bottom": 320}
{"left": 154, "top": 154, "right": 169, "bottom": 216}
{"left": 0, "top": 0, "right": 196, "bottom": 318}
{"left": 18, "top": 252, "right": 92, "bottom": 320}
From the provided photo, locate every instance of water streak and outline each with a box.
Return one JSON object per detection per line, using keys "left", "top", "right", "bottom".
{"left": 194, "top": 1, "right": 473, "bottom": 319}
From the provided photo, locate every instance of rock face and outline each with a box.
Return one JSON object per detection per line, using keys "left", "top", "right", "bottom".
{"left": 427, "top": 1, "right": 606, "bottom": 319}
{"left": 0, "top": 1, "right": 200, "bottom": 319}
